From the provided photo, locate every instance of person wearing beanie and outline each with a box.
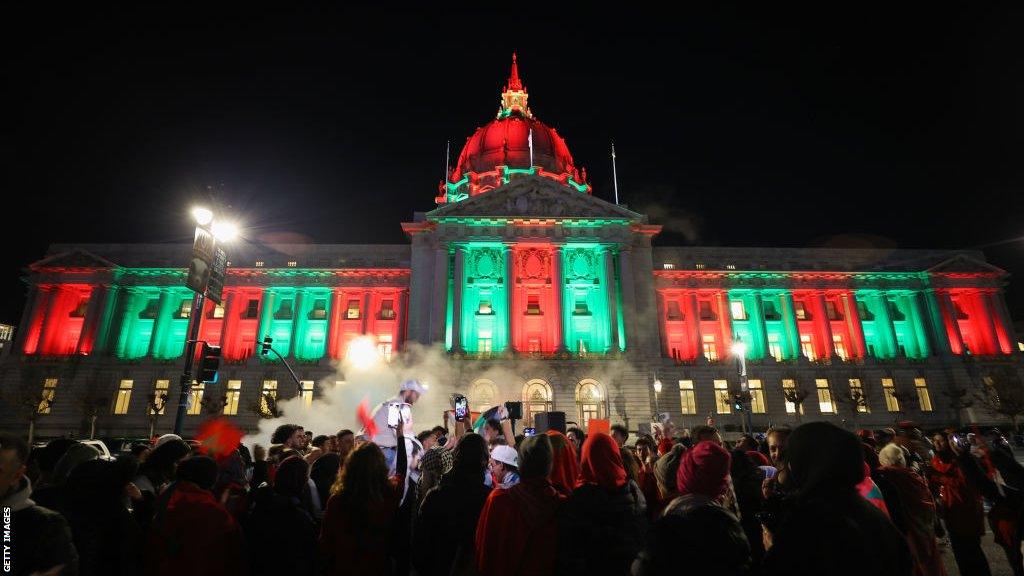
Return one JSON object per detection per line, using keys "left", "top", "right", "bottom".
{"left": 650, "top": 444, "right": 685, "bottom": 519}
{"left": 557, "top": 432, "right": 646, "bottom": 576}
{"left": 414, "top": 433, "right": 492, "bottom": 576}
{"left": 761, "top": 422, "right": 912, "bottom": 576}
{"left": 475, "top": 434, "right": 562, "bottom": 576}
{"left": 145, "top": 455, "right": 247, "bottom": 576}
{"left": 633, "top": 440, "right": 749, "bottom": 576}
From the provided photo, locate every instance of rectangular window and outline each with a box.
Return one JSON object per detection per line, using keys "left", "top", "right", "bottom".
{"left": 151, "top": 380, "right": 170, "bottom": 415}
{"left": 113, "top": 379, "right": 133, "bottom": 414}
{"left": 309, "top": 299, "right": 327, "bottom": 320}
{"left": 379, "top": 300, "right": 396, "bottom": 320}
{"left": 527, "top": 338, "right": 542, "bottom": 353}
{"left": 300, "top": 380, "right": 315, "bottom": 408}
{"left": 224, "top": 380, "right": 241, "bottom": 415}
{"left": 478, "top": 330, "right": 493, "bottom": 354}
{"left": 882, "top": 378, "right": 901, "bottom": 412}
{"left": 377, "top": 334, "right": 393, "bottom": 362}
{"left": 698, "top": 301, "right": 716, "bottom": 321}
{"left": 139, "top": 299, "right": 160, "bottom": 319}
{"left": 954, "top": 302, "right": 969, "bottom": 320}
{"left": 526, "top": 295, "right": 542, "bottom": 315}
{"left": 730, "top": 301, "right": 747, "bottom": 320}
{"left": 573, "top": 297, "right": 589, "bottom": 315}
{"left": 782, "top": 378, "right": 803, "bottom": 414}
{"left": 849, "top": 379, "right": 869, "bottom": 413}
{"left": 208, "top": 303, "right": 225, "bottom": 319}
{"left": 70, "top": 298, "right": 89, "bottom": 318}
{"left": 176, "top": 299, "right": 192, "bottom": 319}
{"left": 274, "top": 299, "right": 294, "bottom": 320}
{"left": 39, "top": 378, "right": 58, "bottom": 414}
{"left": 255, "top": 261, "right": 264, "bottom": 268}
{"left": 749, "top": 379, "right": 766, "bottom": 413}
{"left": 244, "top": 299, "right": 260, "bottom": 319}
{"left": 915, "top": 378, "right": 933, "bottom": 412}
{"left": 287, "top": 261, "right": 297, "bottom": 267}
{"left": 666, "top": 301, "right": 683, "bottom": 320}
{"left": 857, "top": 301, "right": 875, "bottom": 321}
{"left": 679, "top": 380, "right": 697, "bottom": 414}
{"left": 825, "top": 300, "right": 843, "bottom": 320}
{"left": 763, "top": 301, "right": 781, "bottom": 321}
{"left": 259, "top": 380, "right": 278, "bottom": 414}
{"left": 714, "top": 379, "right": 731, "bottom": 414}
{"left": 768, "top": 333, "right": 783, "bottom": 362}
{"left": 795, "top": 301, "right": 809, "bottom": 320}
{"left": 478, "top": 300, "right": 494, "bottom": 315}
{"left": 833, "top": 334, "right": 848, "bottom": 361}
{"left": 887, "top": 298, "right": 906, "bottom": 321}
{"left": 800, "top": 334, "right": 816, "bottom": 360}
{"left": 346, "top": 300, "right": 361, "bottom": 319}
{"left": 816, "top": 378, "right": 835, "bottom": 413}
{"left": 702, "top": 334, "right": 718, "bottom": 362}
{"left": 187, "top": 382, "right": 205, "bottom": 415}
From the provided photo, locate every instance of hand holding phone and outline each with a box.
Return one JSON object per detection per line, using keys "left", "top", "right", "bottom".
{"left": 387, "top": 403, "right": 402, "bottom": 429}
{"left": 453, "top": 394, "right": 469, "bottom": 422}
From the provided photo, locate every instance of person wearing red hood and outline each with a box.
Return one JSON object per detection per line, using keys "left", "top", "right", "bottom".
{"left": 557, "top": 432, "right": 647, "bottom": 576}
{"left": 633, "top": 440, "right": 750, "bottom": 575}
{"left": 475, "top": 434, "right": 562, "bottom": 576}
{"left": 545, "top": 430, "right": 580, "bottom": 497}
{"left": 144, "top": 455, "right": 247, "bottom": 576}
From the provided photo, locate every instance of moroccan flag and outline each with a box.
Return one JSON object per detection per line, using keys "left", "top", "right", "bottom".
{"left": 195, "top": 417, "right": 244, "bottom": 461}
{"left": 358, "top": 397, "right": 377, "bottom": 438}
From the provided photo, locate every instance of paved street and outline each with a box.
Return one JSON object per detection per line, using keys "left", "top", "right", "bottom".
{"left": 941, "top": 531, "right": 1013, "bottom": 576}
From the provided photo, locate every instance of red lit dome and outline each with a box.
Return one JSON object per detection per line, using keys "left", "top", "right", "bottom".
{"left": 438, "top": 54, "right": 589, "bottom": 204}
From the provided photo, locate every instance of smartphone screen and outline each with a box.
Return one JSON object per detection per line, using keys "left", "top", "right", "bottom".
{"left": 455, "top": 396, "right": 468, "bottom": 422}
{"left": 400, "top": 404, "right": 412, "bottom": 424}
{"left": 523, "top": 427, "right": 536, "bottom": 437}
{"left": 387, "top": 403, "right": 401, "bottom": 428}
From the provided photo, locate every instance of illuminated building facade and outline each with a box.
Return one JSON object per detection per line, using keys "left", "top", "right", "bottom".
{"left": 2, "top": 56, "right": 1021, "bottom": 438}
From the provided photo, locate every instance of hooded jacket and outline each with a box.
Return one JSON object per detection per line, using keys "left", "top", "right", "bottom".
{"left": 475, "top": 477, "right": 563, "bottom": 576}
{"left": 413, "top": 466, "right": 492, "bottom": 576}
{"left": 2, "top": 476, "right": 79, "bottom": 576}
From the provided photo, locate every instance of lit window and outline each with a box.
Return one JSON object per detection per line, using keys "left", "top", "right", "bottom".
{"left": 576, "top": 380, "right": 606, "bottom": 428}
{"left": 915, "top": 378, "right": 933, "bottom": 412}
{"left": 825, "top": 301, "right": 843, "bottom": 320}
{"left": 833, "top": 334, "right": 848, "bottom": 361}
{"left": 70, "top": 298, "right": 89, "bottom": 318}
{"left": 187, "top": 382, "right": 205, "bottom": 415}
{"left": 795, "top": 301, "right": 809, "bottom": 321}
{"left": 478, "top": 330, "right": 493, "bottom": 354}
{"left": 39, "top": 378, "right": 58, "bottom": 414}
{"left": 698, "top": 301, "right": 716, "bottom": 321}
{"left": 857, "top": 301, "right": 875, "bottom": 321}
{"left": 260, "top": 380, "right": 278, "bottom": 414}
{"left": 304, "top": 299, "right": 325, "bottom": 320}
{"left": 749, "top": 379, "right": 766, "bottom": 413}
{"left": 730, "top": 301, "right": 747, "bottom": 320}
{"left": 255, "top": 261, "right": 264, "bottom": 268}
{"left": 523, "top": 380, "right": 553, "bottom": 427}
{"left": 726, "top": 264, "right": 736, "bottom": 270}
{"left": 782, "top": 379, "right": 803, "bottom": 414}
{"left": 703, "top": 334, "right": 718, "bottom": 362}
{"left": 177, "top": 300, "right": 193, "bottom": 319}
{"left": 763, "top": 301, "right": 781, "bottom": 321}
{"left": 714, "top": 379, "right": 731, "bottom": 414}
{"left": 224, "top": 380, "right": 241, "bottom": 415}
{"left": 478, "top": 300, "right": 493, "bottom": 315}
{"left": 663, "top": 263, "right": 675, "bottom": 270}
{"left": 882, "top": 378, "right": 900, "bottom": 412}
{"left": 139, "top": 299, "right": 160, "bottom": 319}
{"left": 151, "top": 380, "right": 170, "bottom": 415}
{"left": 379, "top": 300, "right": 396, "bottom": 320}
{"left": 767, "top": 333, "right": 783, "bottom": 361}
{"left": 800, "top": 334, "right": 816, "bottom": 360}
{"left": 695, "top": 263, "right": 705, "bottom": 270}
{"left": 527, "top": 338, "right": 541, "bottom": 353}
{"left": 679, "top": 380, "right": 697, "bottom": 414}
{"left": 113, "top": 379, "right": 133, "bottom": 414}
{"left": 209, "top": 303, "right": 225, "bottom": 319}
{"left": 526, "top": 295, "right": 541, "bottom": 315}
{"left": 287, "top": 261, "right": 297, "bottom": 267}
{"left": 816, "top": 379, "right": 835, "bottom": 413}
{"left": 345, "top": 300, "right": 360, "bottom": 319}
{"left": 666, "top": 301, "right": 683, "bottom": 320}
{"left": 849, "top": 379, "right": 869, "bottom": 413}
{"left": 573, "top": 298, "right": 589, "bottom": 315}
{"left": 300, "top": 381, "right": 315, "bottom": 408}
{"left": 377, "top": 334, "right": 393, "bottom": 362}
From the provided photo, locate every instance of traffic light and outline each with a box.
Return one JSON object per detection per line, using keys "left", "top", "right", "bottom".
{"left": 198, "top": 342, "right": 221, "bottom": 384}
{"left": 260, "top": 336, "right": 273, "bottom": 356}
{"left": 732, "top": 393, "right": 744, "bottom": 412}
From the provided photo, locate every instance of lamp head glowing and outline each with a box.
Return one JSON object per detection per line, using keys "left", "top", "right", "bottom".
{"left": 192, "top": 207, "right": 213, "bottom": 226}
{"left": 732, "top": 340, "right": 747, "bottom": 358}
{"left": 211, "top": 221, "right": 239, "bottom": 242}
{"left": 345, "top": 336, "right": 381, "bottom": 370}
{"left": 653, "top": 379, "right": 663, "bottom": 393}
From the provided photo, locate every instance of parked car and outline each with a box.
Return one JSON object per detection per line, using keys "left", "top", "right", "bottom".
{"left": 80, "top": 439, "right": 114, "bottom": 460}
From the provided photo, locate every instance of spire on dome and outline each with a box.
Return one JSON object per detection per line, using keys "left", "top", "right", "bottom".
{"left": 498, "top": 53, "right": 532, "bottom": 119}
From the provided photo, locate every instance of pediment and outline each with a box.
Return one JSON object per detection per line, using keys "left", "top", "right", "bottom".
{"left": 427, "top": 175, "right": 645, "bottom": 222}
{"left": 927, "top": 254, "right": 1006, "bottom": 276}
{"left": 30, "top": 249, "right": 119, "bottom": 271}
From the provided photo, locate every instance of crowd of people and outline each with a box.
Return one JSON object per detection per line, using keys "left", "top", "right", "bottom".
{"left": 2, "top": 380, "right": 1023, "bottom": 576}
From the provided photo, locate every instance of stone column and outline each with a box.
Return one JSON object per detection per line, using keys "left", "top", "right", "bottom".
{"left": 781, "top": 292, "right": 802, "bottom": 360}
{"left": 290, "top": 288, "right": 306, "bottom": 358}
{"left": 76, "top": 284, "right": 107, "bottom": 355}
{"left": 603, "top": 248, "right": 620, "bottom": 353}
{"left": 361, "top": 290, "right": 372, "bottom": 335}
{"left": 750, "top": 293, "right": 770, "bottom": 360}
{"left": 618, "top": 248, "right": 639, "bottom": 352}
{"left": 451, "top": 246, "right": 465, "bottom": 352}
{"left": 921, "top": 289, "right": 951, "bottom": 356}
{"left": 148, "top": 288, "right": 176, "bottom": 359}
{"left": 990, "top": 290, "right": 1017, "bottom": 355}
{"left": 939, "top": 291, "right": 965, "bottom": 354}
{"left": 978, "top": 291, "right": 1001, "bottom": 355}
{"left": 92, "top": 284, "right": 121, "bottom": 355}
{"left": 873, "top": 293, "right": 898, "bottom": 358}
{"left": 814, "top": 292, "right": 835, "bottom": 359}
{"left": 505, "top": 245, "right": 515, "bottom": 353}
{"left": 219, "top": 290, "right": 238, "bottom": 356}
{"left": 31, "top": 286, "right": 58, "bottom": 355}
{"left": 554, "top": 247, "right": 567, "bottom": 353}
{"left": 843, "top": 292, "right": 868, "bottom": 359}
{"left": 686, "top": 292, "right": 702, "bottom": 362}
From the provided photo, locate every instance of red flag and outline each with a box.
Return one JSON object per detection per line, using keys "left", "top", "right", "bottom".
{"left": 358, "top": 397, "right": 377, "bottom": 438}
{"left": 195, "top": 417, "right": 244, "bottom": 461}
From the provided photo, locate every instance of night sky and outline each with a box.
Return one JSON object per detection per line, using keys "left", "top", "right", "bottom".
{"left": 4, "top": 4, "right": 1023, "bottom": 326}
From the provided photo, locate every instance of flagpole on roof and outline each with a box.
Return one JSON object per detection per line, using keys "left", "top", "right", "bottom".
{"left": 445, "top": 140, "right": 450, "bottom": 181}
{"left": 528, "top": 127, "right": 534, "bottom": 168}
{"left": 611, "top": 141, "right": 620, "bottom": 205}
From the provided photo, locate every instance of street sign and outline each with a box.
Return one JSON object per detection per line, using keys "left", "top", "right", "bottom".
{"left": 207, "top": 246, "right": 227, "bottom": 304}
{"left": 186, "top": 227, "right": 215, "bottom": 294}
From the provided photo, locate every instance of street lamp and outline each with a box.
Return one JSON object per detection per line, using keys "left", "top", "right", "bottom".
{"left": 172, "top": 207, "right": 236, "bottom": 436}
{"left": 731, "top": 338, "right": 754, "bottom": 435}
{"left": 653, "top": 374, "right": 663, "bottom": 419}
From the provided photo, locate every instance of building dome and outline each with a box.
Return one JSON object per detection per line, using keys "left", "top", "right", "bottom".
{"left": 438, "top": 54, "right": 590, "bottom": 204}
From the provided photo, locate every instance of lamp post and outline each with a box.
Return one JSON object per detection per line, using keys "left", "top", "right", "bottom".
{"left": 653, "top": 374, "right": 663, "bottom": 420}
{"left": 172, "top": 207, "right": 237, "bottom": 436}
{"left": 732, "top": 339, "right": 754, "bottom": 436}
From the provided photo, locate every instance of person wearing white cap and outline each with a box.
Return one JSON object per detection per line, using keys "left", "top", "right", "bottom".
{"left": 488, "top": 444, "right": 520, "bottom": 489}
{"left": 369, "top": 379, "right": 427, "bottom": 479}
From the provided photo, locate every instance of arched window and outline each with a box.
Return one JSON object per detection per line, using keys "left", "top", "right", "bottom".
{"left": 575, "top": 379, "right": 607, "bottom": 428}
{"left": 469, "top": 379, "right": 499, "bottom": 413}
{"left": 522, "top": 379, "right": 553, "bottom": 427}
